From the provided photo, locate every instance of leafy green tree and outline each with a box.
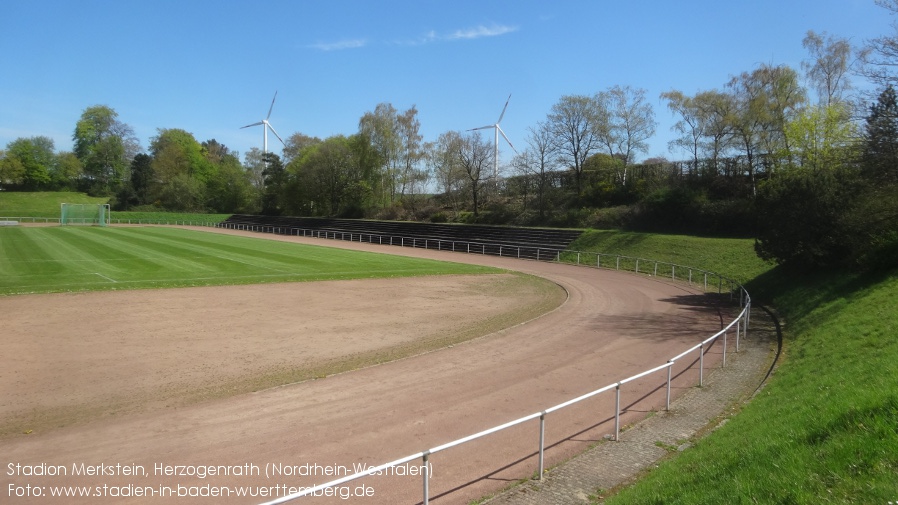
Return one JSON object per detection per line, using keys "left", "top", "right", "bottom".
{"left": 73, "top": 105, "right": 139, "bottom": 193}
{"left": 289, "top": 136, "right": 368, "bottom": 216}
{"left": 0, "top": 150, "right": 25, "bottom": 189}
{"left": 150, "top": 129, "right": 215, "bottom": 184}
{"left": 785, "top": 102, "right": 857, "bottom": 171}
{"left": 260, "top": 153, "right": 287, "bottom": 215}
{"left": 206, "top": 153, "right": 257, "bottom": 213}
{"left": 862, "top": 85, "right": 898, "bottom": 184}
{"left": 4, "top": 137, "right": 55, "bottom": 189}
{"left": 52, "top": 152, "right": 83, "bottom": 189}
{"left": 282, "top": 132, "right": 322, "bottom": 165}
{"left": 754, "top": 168, "right": 859, "bottom": 268}
{"left": 129, "top": 153, "right": 154, "bottom": 205}
{"left": 243, "top": 147, "right": 266, "bottom": 190}
{"left": 148, "top": 129, "right": 212, "bottom": 211}
{"left": 727, "top": 64, "right": 806, "bottom": 192}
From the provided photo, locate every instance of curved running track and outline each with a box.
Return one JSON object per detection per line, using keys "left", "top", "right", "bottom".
{"left": 1, "top": 229, "right": 725, "bottom": 505}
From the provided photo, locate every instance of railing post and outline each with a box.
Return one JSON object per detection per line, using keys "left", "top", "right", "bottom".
{"left": 597, "top": 254, "right": 601, "bottom": 269}
{"left": 736, "top": 318, "right": 741, "bottom": 353}
{"left": 723, "top": 330, "right": 727, "bottom": 368}
{"left": 699, "top": 342, "right": 705, "bottom": 387}
{"left": 635, "top": 259, "right": 639, "bottom": 273}
{"left": 614, "top": 383, "right": 621, "bottom": 441}
{"left": 654, "top": 262, "right": 658, "bottom": 276}
{"left": 666, "top": 361, "right": 673, "bottom": 411}
{"left": 672, "top": 265, "right": 676, "bottom": 281}
{"left": 538, "top": 413, "right": 546, "bottom": 479}
{"left": 616, "top": 256, "right": 620, "bottom": 270}
{"left": 422, "top": 452, "right": 430, "bottom": 505}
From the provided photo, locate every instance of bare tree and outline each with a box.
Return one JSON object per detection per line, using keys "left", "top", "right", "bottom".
{"left": 860, "top": 0, "right": 898, "bottom": 90}
{"left": 546, "top": 94, "right": 602, "bottom": 195}
{"left": 661, "top": 90, "right": 704, "bottom": 168}
{"left": 428, "top": 132, "right": 465, "bottom": 212}
{"left": 595, "top": 86, "right": 656, "bottom": 185}
{"left": 803, "top": 30, "right": 853, "bottom": 107}
{"left": 358, "top": 103, "right": 401, "bottom": 204}
{"left": 455, "top": 131, "right": 493, "bottom": 216}
{"left": 514, "top": 121, "right": 557, "bottom": 219}
{"left": 695, "top": 90, "right": 737, "bottom": 174}
{"left": 396, "top": 106, "right": 425, "bottom": 198}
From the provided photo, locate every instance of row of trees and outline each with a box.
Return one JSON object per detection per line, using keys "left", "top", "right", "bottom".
{"left": 3, "top": 1, "right": 898, "bottom": 270}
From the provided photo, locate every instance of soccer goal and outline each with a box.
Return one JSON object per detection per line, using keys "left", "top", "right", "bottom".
{"left": 60, "top": 203, "right": 111, "bottom": 227}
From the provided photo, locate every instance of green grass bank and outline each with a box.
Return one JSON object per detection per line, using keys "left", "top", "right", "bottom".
{"left": 0, "top": 191, "right": 228, "bottom": 223}
{"left": 565, "top": 230, "right": 898, "bottom": 504}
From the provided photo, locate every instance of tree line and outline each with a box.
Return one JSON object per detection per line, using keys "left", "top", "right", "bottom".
{"left": 3, "top": 1, "right": 898, "bottom": 270}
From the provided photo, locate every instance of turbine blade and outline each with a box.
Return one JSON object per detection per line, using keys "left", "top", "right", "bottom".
{"left": 497, "top": 125, "right": 517, "bottom": 154}
{"left": 241, "top": 121, "right": 263, "bottom": 129}
{"left": 267, "top": 91, "right": 278, "bottom": 120}
{"left": 468, "top": 124, "right": 495, "bottom": 131}
{"left": 267, "top": 123, "right": 286, "bottom": 145}
{"left": 497, "top": 93, "right": 511, "bottom": 123}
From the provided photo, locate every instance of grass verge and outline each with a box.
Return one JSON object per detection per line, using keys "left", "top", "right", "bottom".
{"left": 565, "top": 229, "right": 897, "bottom": 503}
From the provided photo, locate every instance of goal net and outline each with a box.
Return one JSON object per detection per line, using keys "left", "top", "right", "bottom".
{"left": 60, "top": 203, "right": 111, "bottom": 227}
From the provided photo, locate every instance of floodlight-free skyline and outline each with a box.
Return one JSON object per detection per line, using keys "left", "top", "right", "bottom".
{"left": 0, "top": 1, "right": 891, "bottom": 170}
{"left": 241, "top": 91, "right": 286, "bottom": 155}
{"left": 469, "top": 94, "right": 517, "bottom": 181}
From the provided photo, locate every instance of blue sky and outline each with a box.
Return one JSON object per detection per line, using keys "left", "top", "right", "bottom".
{"left": 0, "top": 0, "right": 892, "bottom": 167}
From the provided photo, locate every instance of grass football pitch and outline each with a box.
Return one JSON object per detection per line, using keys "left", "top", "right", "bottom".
{"left": 0, "top": 226, "right": 497, "bottom": 295}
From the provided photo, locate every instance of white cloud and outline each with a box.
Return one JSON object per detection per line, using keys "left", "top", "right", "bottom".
{"left": 447, "top": 24, "right": 518, "bottom": 40}
{"left": 316, "top": 23, "right": 518, "bottom": 50}
{"left": 310, "top": 39, "right": 367, "bottom": 51}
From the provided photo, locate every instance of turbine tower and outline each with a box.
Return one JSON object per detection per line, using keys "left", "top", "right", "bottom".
{"left": 241, "top": 91, "right": 285, "bottom": 155}
{"left": 468, "top": 93, "right": 517, "bottom": 181}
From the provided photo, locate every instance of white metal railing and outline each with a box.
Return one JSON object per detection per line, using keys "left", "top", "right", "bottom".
{"left": 216, "top": 221, "right": 753, "bottom": 505}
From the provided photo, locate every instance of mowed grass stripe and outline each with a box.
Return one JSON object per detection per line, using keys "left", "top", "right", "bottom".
{"left": 112, "top": 227, "right": 301, "bottom": 275}
{"left": 0, "top": 228, "right": 67, "bottom": 276}
{"left": 0, "top": 226, "right": 497, "bottom": 295}
{"left": 73, "top": 227, "right": 251, "bottom": 278}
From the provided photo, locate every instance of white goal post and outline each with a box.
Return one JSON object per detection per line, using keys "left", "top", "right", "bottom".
{"left": 60, "top": 203, "right": 111, "bottom": 227}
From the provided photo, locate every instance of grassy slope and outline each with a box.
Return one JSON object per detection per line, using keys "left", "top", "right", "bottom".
{"left": 0, "top": 226, "right": 497, "bottom": 295}
{"left": 568, "top": 229, "right": 771, "bottom": 283}
{"left": 566, "top": 230, "right": 898, "bottom": 504}
{"left": 0, "top": 191, "right": 229, "bottom": 222}
{"left": 0, "top": 191, "right": 109, "bottom": 217}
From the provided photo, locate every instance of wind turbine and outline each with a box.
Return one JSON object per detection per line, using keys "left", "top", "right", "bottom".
{"left": 241, "top": 91, "right": 285, "bottom": 155}
{"left": 468, "top": 93, "right": 517, "bottom": 181}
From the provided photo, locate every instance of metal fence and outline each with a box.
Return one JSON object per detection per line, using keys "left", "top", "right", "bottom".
{"left": 210, "top": 222, "right": 752, "bottom": 505}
